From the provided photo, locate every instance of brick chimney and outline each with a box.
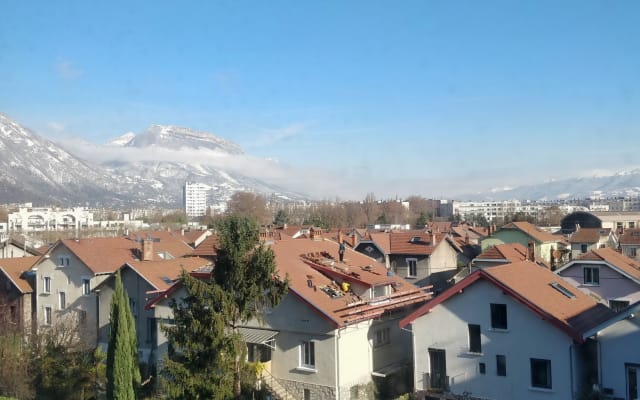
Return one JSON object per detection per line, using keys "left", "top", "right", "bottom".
{"left": 142, "top": 239, "right": 154, "bottom": 261}
{"left": 432, "top": 232, "right": 437, "bottom": 247}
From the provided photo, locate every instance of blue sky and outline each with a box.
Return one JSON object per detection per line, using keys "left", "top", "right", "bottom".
{"left": 2, "top": 0, "right": 639, "bottom": 200}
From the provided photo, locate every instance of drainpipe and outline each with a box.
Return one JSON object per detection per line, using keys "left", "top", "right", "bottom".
{"left": 569, "top": 344, "right": 574, "bottom": 399}
{"left": 335, "top": 328, "right": 341, "bottom": 400}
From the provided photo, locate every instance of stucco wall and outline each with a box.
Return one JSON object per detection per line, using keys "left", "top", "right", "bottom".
{"left": 557, "top": 262, "right": 640, "bottom": 305}
{"left": 411, "top": 280, "right": 576, "bottom": 400}
{"left": 598, "top": 316, "right": 640, "bottom": 399}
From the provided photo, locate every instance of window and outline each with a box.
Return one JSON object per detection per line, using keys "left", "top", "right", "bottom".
{"left": 10, "top": 306, "right": 17, "bottom": 322}
{"left": 468, "top": 324, "right": 481, "bottom": 353}
{"left": 59, "top": 292, "right": 66, "bottom": 309}
{"left": 490, "top": 303, "right": 507, "bottom": 330}
{"left": 43, "top": 276, "right": 51, "bottom": 293}
{"left": 146, "top": 318, "right": 157, "bottom": 343}
{"left": 300, "top": 341, "right": 315, "bottom": 369}
{"left": 78, "top": 310, "right": 87, "bottom": 324}
{"left": 496, "top": 355, "right": 507, "bottom": 376}
{"left": 479, "top": 362, "right": 486, "bottom": 375}
{"left": 82, "top": 278, "right": 90, "bottom": 295}
{"left": 58, "top": 256, "right": 70, "bottom": 267}
{"left": 129, "top": 297, "right": 137, "bottom": 317}
{"left": 374, "top": 327, "right": 390, "bottom": 347}
{"left": 631, "top": 248, "right": 638, "bottom": 258}
{"left": 303, "top": 389, "right": 311, "bottom": 400}
{"left": 580, "top": 244, "right": 588, "bottom": 253}
{"left": 44, "top": 306, "right": 52, "bottom": 325}
{"left": 583, "top": 267, "right": 600, "bottom": 285}
{"left": 531, "top": 358, "right": 552, "bottom": 389}
{"left": 407, "top": 258, "right": 417, "bottom": 277}
{"left": 609, "top": 299, "right": 630, "bottom": 312}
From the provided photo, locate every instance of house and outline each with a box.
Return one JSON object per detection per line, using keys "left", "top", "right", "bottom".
{"left": 619, "top": 228, "right": 640, "bottom": 261}
{"left": 387, "top": 230, "right": 460, "bottom": 292}
{"left": 581, "top": 300, "right": 640, "bottom": 400}
{"left": 187, "top": 233, "right": 220, "bottom": 260}
{"left": 481, "top": 221, "right": 569, "bottom": 269}
{"left": 33, "top": 237, "right": 142, "bottom": 342}
{"left": 352, "top": 230, "right": 392, "bottom": 268}
{"left": 399, "top": 260, "right": 613, "bottom": 400}
{"left": 95, "top": 256, "right": 213, "bottom": 368}
{"left": 146, "top": 235, "right": 432, "bottom": 400}
{"left": 0, "top": 236, "right": 43, "bottom": 259}
{"left": 568, "top": 227, "right": 617, "bottom": 260}
{"left": 555, "top": 247, "right": 640, "bottom": 311}
{"left": 471, "top": 243, "right": 530, "bottom": 270}
{"left": 126, "top": 229, "right": 198, "bottom": 259}
{"left": 0, "top": 256, "right": 38, "bottom": 332}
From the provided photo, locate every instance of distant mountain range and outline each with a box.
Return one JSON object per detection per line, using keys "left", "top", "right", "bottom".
{"left": 0, "top": 114, "right": 306, "bottom": 208}
{"left": 1, "top": 113, "right": 639, "bottom": 207}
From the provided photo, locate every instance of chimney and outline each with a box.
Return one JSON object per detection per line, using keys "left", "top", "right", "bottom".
{"left": 352, "top": 233, "right": 358, "bottom": 248}
{"left": 432, "top": 232, "right": 437, "bottom": 247}
{"left": 487, "top": 224, "right": 492, "bottom": 236}
{"left": 465, "top": 232, "right": 470, "bottom": 245}
{"left": 338, "top": 230, "right": 343, "bottom": 245}
{"left": 142, "top": 239, "right": 154, "bottom": 261}
{"left": 527, "top": 241, "right": 535, "bottom": 262}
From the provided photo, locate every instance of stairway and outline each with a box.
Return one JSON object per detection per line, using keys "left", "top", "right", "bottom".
{"left": 260, "top": 369, "right": 297, "bottom": 400}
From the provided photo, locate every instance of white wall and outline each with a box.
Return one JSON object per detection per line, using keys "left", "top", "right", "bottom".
{"left": 411, "top": 280, "right": 576, "bottom": 400}
{"left": 598, "top": 315, "right": 640, "bottom": 399}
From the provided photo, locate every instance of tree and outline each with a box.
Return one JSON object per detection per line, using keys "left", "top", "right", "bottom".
{"left": 106, "top": 270, "right": 140, "bottom": 400}
{"left": 273, "top": 209, "right": 289, "bottom": 226}
{"left": 415, "top": 212, "right": 430, "bottom": 229}
{"left": 162, "top": 215, "right": 288, "bottom": 398}
{"left": 227, "top": 192, "right": 270, "bottom": 224}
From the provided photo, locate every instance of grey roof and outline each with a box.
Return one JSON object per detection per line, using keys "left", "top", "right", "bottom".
{"left": 237, "top": 327, "right": 279, "bottom": 345}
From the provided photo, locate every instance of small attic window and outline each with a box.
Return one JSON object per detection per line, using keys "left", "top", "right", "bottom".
{"left": 410, "top": 236, "right": 422, "bottom": 243}
{"left": 160, "top": 276, "right": 174, "bottom": 285}
{"left": 550, "top": 281, "right": 575, "bottom": 299}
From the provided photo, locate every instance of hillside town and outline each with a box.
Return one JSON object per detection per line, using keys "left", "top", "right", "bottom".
{"left": 3, "top": 190, "right": 640, "bottom": 400}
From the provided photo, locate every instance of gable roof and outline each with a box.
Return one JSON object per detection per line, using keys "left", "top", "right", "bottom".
{"left": 124, "top": 257, "right": 213, "bottom": 292}
{"left": 556, "top": 247, "right": 640, "bottom": 282}
{"left": 0, "top": 256, "right": 39, "bottom": 293}
{"left": 499, "top": 221, "right": 562, "bottom": 244}
{"left": 127, "top": 230, "right": 195, "bottom": 258}
{"left": 619, "top": 229, "right": 640, "bottom": 245}
{"left": 269, "top": 236, "right": 431, "bottom": 328}
{"left": 400, "top": 260, "right": 614, "bottom": 342}
{"left": 569, "top": 228, "right": 612, "bottom": 244}
{"left": 189, "top": 234, "right": 220, "bottom": 257}
{"left": 356, "top": 231, "right": 391, "bottom": 255}
{"left": 475, "top": 243, "right": 528, "bottom": 263}
{"left": 58, "top": 237, "right": 140, "bottom": 274}
{"left": 389, "top": 231, "right": 445, "bottom": 256}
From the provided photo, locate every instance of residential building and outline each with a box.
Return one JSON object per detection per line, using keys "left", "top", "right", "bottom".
{"left": 400, "top": 261, "right": 613, "bottom": 400}
{"left": 95, "top": 256, "right": 213, "bottom": 367}
{"left": 582, "top": 301, "right": 640, "bottom": 400}
{"left": 555, "top": 248, "right": 640, "bottom": 311}
{"left": 146, "top": 235, "right": 432, "bottom": 400}
{"left": 7, "top": 206, "right": 94, "bottom": 232}
{"left": 619, "top": 228, "right": 640, "bottom": 261}
{"left": 568, "top": 227, "right": 618, "bottom": 260}
{"left": 452, "top": 200, "right": 544, "bottom": 223}
{"left": 481, "top": 221, "right": 569, "bottom": 268}
{"left": 0, "top": 256, "right": 38, "bottom": 333}
{"left": 183, "top": 181, "right": 208, "bottom": 218}
{"left": 471, "top": 243, "right": 530, "bottom": 270}
{"left": 0, "top": 235, "right": 43, "bottom": 259}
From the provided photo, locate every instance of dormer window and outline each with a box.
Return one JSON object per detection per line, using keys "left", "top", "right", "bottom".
{"left": 372, "top": 284, "right": 389, "bottom": 299}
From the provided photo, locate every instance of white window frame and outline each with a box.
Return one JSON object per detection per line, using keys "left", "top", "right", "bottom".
{"left": 583, "top": 266, "right": 600, "bottom": 286}
{"left": 406, "top": 258, "right": 418, "bottom": 278}
{"left": 299, "top": 340, "right": 316, "bottom": 371}
{"left": 43, "top": 276, "right": 52, "bottom": 294}
{"left": 82, "top": 278, "right": 91, "bottom": 296}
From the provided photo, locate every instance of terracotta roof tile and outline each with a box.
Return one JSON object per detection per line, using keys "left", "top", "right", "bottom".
{"left": 127, "top": 230, "right": 195, "bottom": 258}
{"left": 569, "top": 228, "right": 611, "bottom": 244}
{"left": 620, "top": 229, "right": 640, "bottom": 245}
{"left": 577, "top": 247, "right": 640, "bottom": 280}
{"left": 0, "top": 256, "right": 38, "bottom": 293}
{"left": 189, "top": 234, "right": 220, "bottom": 257}
{"left": 389, "top": 230, "right": 444, "bottom": 255}
{"left": 500, "top": 221, "right": 560, "bottom": 243}
{"left": 61, "top": 237, "right": 140, "bottom": 274}
{"left": 476, "top": 243, "right": 528, "bottom": 262}
{"left": 270, "top": 237, "right": 431, "bottom": 328}
{"left": 126, "top": 257, "right": 213, "bottom": 292}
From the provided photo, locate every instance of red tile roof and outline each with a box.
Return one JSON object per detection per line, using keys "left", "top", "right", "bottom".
{"left": 569, "top": 228, "right": 611, "bottom": 244}
{"left": 125, "top": 257, "right": 213, "bottom": 292}
{"left": 127, "top": 230, "right": 195, "bottom": 258}
{"left": 620, "top": 229, "right": 640, "bottom": 245}
{"left": 575, "top": 247, "right": 640, "bottom": 280}
{"left": 500, "top": 221, "right": 561, "bottom": 244}
{"left": 60, "top": 237, "right": 140, "bottom": 274}
{"left": 400, "top": 260, "right": 613, "bottom": 342}
{"left": 189, "top": 234, "right": 220, "bottom": 257}
{"left": 269, "top": 237, "right": 431, "bottom": 328}
{"left": 389, "top": 231, "right": 445, "bottom": 255}
{"left": 0, "top": 256, "right": 39, "bottom": 293}
{"left": 476, "top": 243, "right": 528, "bottom": 263}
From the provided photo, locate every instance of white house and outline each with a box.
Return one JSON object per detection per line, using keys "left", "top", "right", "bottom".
{"left": 399, "top": 260, "right": 614, "bottom": 400}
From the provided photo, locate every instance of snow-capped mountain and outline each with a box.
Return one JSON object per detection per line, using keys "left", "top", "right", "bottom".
{"left": 0, "top": 114, "right": 306, "bottom": 207}
{"left": 458, "top": 171, "right": 640, "bottom": 201}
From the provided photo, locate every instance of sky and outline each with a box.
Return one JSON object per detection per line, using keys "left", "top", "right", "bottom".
{"left": 1, "top": 0, "right": 639, "bottom": 200}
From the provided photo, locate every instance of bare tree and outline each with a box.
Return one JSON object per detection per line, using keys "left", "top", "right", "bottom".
{"left": 227, "top": 192, "right": 271, "bottom": 224}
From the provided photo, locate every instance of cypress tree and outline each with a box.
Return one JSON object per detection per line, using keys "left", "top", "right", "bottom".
{"left": 106, "top": 269, "right": 139, "bottom": 400}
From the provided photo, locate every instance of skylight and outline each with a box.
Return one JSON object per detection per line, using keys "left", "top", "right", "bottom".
{"left": 550, "top": 281, "right": 575, "bottom": 299}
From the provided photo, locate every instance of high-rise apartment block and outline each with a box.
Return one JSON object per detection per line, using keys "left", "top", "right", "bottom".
{"left": 183, "top": 181, "right": 208, "bottom": 217}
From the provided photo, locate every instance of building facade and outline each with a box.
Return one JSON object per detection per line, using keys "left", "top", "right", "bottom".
{"left": 183, "top": 181, "right": 208, "bottom": 218}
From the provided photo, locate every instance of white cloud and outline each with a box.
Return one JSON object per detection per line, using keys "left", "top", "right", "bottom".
{"left": 47, "top": 121, "right": 66, "bottom": 133}
{"left": 253, "top": 123, "right": 306, "bottom": 147}
{"left": 56, "top": 58, "right": 83, "bottom": 80}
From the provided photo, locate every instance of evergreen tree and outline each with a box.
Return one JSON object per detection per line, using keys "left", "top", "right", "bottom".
{"left": 162, "top": 214, "right": 288, "bottom": 399}
{"left": 106, "top": 270, "right": 140, "bottom": 400}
